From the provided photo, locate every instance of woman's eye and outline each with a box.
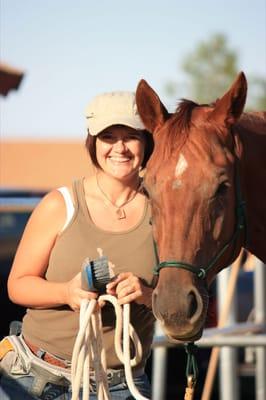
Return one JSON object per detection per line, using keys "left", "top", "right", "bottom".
{"left": 125, "top": 134, "right": 141, "bottom": 141}
{"left": 98, "top": 133, "right": 114, "bottom": 141}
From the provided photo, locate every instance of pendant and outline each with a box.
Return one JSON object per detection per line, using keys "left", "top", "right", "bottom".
{"left": 116, "top": 208, "right": 126, "bottom": 219}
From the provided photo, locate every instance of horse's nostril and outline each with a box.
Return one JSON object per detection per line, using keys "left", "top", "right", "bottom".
{"left": 187, "top": 291, "right": 198, "bottom": 319}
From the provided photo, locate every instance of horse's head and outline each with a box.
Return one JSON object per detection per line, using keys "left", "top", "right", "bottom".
{"left": 136, "top": 72, "right": 247, "bottom": 341}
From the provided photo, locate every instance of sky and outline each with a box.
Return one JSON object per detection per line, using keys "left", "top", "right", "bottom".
{"left": 1, "top": 0, "right": 266, "bottom": 140}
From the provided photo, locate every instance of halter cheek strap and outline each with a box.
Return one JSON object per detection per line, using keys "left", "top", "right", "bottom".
{"left": 153, "top": 161, "right": 246, "bottom": 280}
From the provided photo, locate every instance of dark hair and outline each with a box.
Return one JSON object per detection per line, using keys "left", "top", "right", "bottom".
{"left": 85, "top": 129, "right": 154, "bottom": 170}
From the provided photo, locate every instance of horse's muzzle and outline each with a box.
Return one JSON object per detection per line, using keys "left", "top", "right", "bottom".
{"left": 152, "top": 284, "right": 208, "bottom": 340}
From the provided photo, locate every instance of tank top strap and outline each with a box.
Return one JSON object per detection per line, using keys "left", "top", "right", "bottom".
{"left": 71, "top": 178, "right": 88, "bottom": 217}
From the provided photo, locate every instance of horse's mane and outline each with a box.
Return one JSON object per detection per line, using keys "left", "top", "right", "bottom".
{"left": 162, "top": 97, "right": 266, "bottom": 157}
{"left": 238, "top": 111, "right": 266, "bottom": 135}
{"left": 165, "top": 99, "right": 201, "bottom": 151}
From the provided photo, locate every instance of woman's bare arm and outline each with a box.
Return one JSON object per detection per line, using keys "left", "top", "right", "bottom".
{"left": 7, "top": 190, "right": 97, "bottom": 310}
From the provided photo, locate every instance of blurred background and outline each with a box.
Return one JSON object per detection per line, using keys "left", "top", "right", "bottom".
{"left": 0, "top": 1, "right": 265, "bottom": 399}
{"left": 1, "top": 0, "right": 265, "bottom": 190}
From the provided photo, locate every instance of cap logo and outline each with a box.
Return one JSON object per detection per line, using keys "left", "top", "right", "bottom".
{"left": 86, "top": 113, "right": 94, "bottom": 119}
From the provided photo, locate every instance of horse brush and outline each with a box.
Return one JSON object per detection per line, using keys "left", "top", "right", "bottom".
{"left": 81, "top": 255, "right": 111, "bottom": 293}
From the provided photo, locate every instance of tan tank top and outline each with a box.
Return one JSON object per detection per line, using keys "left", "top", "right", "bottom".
{"left": 22, "top": 179, "right": 157, "bottom": 369}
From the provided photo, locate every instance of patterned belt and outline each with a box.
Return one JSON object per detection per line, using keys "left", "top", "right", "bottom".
{"left": 23, "top": 338, "right": 70, "bottom": 369}
{"left": 23, "top": 338, "right": 144, "bottom": 387}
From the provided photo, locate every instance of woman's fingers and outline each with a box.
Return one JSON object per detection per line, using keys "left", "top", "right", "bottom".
{"left": 117, "top": 289, "right": 143, "bottom": 305}
{"left": 66, "top": 272, "right": 98, "bottom": 311}
{"left": 106, "top": 272, "right": 144, "bottom": 304}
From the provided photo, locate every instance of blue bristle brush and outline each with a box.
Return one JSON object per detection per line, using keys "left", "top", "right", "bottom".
{"left": 81, "top": 255, "right": 111, "bottom": 293}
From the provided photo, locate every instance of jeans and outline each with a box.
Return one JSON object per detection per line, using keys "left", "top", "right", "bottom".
{"left": 0, "top": 372, "right": 151, "bottom": 399}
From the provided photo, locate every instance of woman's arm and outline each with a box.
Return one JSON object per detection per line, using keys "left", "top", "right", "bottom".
{"left": 7, "top": 190, "right": 97, "bottom": 310}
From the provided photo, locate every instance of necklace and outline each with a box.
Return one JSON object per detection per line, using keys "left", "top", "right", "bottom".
{"left": 96, "top": 175, "right": 140, "bottom": 220}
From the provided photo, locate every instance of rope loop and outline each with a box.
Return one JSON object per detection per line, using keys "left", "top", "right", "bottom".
{"left": 184, "top": 342, "right": 199, "bottom": 383}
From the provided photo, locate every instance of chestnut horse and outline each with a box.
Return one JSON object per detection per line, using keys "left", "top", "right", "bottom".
{"left": 136, "top": 72, "right": 266, "bottom": 341}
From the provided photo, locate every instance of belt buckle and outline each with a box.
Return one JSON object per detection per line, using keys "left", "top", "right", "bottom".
{"left": 107, "top": 370, "right": 114, "bottom": 384}
{"left": 107, "top": 369, "right": 124, "bottom": 386}
{"left": 89, "top": 369, "right": 124, "bottom": 389}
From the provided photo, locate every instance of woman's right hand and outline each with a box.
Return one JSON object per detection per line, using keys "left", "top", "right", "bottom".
{"left": 66, "top": 272, "right": 98, "bottom": 311}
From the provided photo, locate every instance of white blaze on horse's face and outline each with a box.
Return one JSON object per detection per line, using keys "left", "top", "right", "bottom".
{"left": 172, "top": 153, "right": 188, "bottom": 190}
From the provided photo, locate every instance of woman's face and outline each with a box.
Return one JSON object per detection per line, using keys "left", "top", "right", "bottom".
{"left": 96, "top": 125, "right": 145, "bottom": 180}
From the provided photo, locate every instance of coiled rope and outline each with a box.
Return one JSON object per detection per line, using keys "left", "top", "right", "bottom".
{"left": 71, "top": 295, "right": 150, "bottom": 400}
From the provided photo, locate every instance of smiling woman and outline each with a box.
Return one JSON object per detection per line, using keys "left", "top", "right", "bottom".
{"left": 1, "top": 90, "right": 156, "bottom": 400}
{"left": 94, "top": 126, "right": 144, "bottom": 219}
{"left": 83, "top": 125, "right": 147, "bottom": 231}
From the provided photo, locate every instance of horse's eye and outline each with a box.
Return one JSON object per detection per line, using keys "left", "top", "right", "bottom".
{"left": 215, "top": 181, "right": 229, "bottom": 198}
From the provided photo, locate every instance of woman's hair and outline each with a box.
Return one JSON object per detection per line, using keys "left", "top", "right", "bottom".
{"left": 85, "top": 129, "right": 154, "bottom": 170}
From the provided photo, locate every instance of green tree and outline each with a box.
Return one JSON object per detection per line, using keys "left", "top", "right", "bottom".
{"left": 248, "top": 76, "right": 266, "bottom": 110}
{"left": 166, "top": 33, "right": 265, "bottom": 110}
{"left": 183, "top": 33, "right": 238, "bottom": 103}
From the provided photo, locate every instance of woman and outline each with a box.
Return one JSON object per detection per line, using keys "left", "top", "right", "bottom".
{"left": 0, "top": 91, "right": 157, "bottom": 399}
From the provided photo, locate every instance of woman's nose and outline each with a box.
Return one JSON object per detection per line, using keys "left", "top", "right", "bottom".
{"left": 113, "top": 139, "right": 126, "bottom": 151}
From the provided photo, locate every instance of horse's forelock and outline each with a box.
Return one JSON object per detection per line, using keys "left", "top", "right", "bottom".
{"left": 160, "top": 99, "right": 222, "bottom": 157}
{"left": 164, "top": 99, "right": 200, "bottom": 151}
{"left": 174, "top": 99, "right": 199, "bottom": 130}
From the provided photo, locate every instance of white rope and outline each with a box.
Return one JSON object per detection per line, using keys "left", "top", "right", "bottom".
{"left": 71, "top": 295, "right": 150, "bottom": 400}
{"left": 122, "top": 303, "right": 151, "bottom": 400}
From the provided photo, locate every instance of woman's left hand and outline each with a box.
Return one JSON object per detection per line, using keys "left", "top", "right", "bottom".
{"left": 106, "top": 272, "right": 152, "bottom": 307}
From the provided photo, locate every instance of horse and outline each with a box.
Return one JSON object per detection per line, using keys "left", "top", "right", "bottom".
{"left": 136, "top": 72, "right": 266, "bottom": 341}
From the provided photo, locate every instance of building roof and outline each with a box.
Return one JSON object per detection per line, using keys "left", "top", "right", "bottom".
{"left": 0, "top": 63, "right": 25, "bottom": 96}
{"left": 0, "top": 140, "right": 93, "bottom": 191}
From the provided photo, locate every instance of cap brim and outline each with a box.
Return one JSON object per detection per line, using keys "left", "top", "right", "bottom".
{"left": 86, "top": 116, "right": 145, "bottom": 136}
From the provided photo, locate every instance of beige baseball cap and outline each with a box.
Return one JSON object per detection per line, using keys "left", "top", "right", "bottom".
{"left": 85, "top": 91, "right": 145, "bottom": 136}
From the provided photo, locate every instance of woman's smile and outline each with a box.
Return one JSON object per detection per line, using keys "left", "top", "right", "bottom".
{"left": 96, "top": 125, "right": 145, "bottom": 180}
{"left": 108, "top": 156, "right": 131, "bottom": 163}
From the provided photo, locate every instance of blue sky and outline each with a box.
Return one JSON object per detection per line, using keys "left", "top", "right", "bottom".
{"left": 1, "top": 0, "right": 265, "bottom": 140}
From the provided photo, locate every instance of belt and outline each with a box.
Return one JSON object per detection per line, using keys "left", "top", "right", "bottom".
{"left": 23, "top": 338, "right": 144, "bottom": 386}
{"left": 23, "top": 338, "right": 70, "bottom": 369}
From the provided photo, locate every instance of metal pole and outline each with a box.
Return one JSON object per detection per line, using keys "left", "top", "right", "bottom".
{"left": 217, "top": 267, "right": 239, "bottom": 400}
{"left": 152, "top": 321, "right": 167, "bottom": 400}
{"left": 254, "top": 259, "right": 266, "bottom": 400}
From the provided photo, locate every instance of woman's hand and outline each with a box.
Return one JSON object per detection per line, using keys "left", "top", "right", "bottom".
{"left": 66, "top": 272, "right": 98, "bottom": 311}
{"left": 106, "top": 272, "right": 152, "bottom": 307}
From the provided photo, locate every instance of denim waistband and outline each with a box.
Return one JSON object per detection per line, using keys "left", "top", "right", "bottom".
{"left": 4, "top": 335, "right": 144, "bottom": 392}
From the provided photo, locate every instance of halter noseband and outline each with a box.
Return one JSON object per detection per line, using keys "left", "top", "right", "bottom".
{"left": 153, "top": 162, "right": 246, "bottom": 280}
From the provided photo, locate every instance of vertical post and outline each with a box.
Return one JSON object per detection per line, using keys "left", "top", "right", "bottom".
{"left": 152, "top": 321, "right": 167, "bottom": 400}
{"left": 254, "top": 259, "right": 266, "bottom": 400}
{"left": 217, "top": 267, "right": 239, "bottom": 400}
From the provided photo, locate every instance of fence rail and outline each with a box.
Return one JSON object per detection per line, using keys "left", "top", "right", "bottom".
{"left": 151, "top": 260, "right": 266, "bottom": 400}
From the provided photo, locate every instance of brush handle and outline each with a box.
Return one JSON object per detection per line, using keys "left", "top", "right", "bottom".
{"left": 81, "top": 262, "right": 96, "bottom": 291}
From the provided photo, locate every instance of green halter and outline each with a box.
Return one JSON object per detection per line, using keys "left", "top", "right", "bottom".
{"left": 153, "top": 162, "right": 246, "bottom": 279}
{"left": 151, "top": 162, "right": 246, "bottom": 389}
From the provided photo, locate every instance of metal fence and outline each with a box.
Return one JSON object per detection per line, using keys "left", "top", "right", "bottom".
{"left": 151, "top": 260, "right": 266, "bottom": 400}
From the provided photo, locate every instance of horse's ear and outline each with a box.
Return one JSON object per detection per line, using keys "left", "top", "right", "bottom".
{"left": 136, "top": 79, "right": 169, "bottom": 133}
{"left": 209, "top": 72, "right": 247, "bottom": 126}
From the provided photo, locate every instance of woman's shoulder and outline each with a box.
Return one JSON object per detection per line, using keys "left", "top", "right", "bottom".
{"left": 29, "top": 189, "right": 67, "bottom": 224}
{"left": 20, "top": 189, "right": 69, "bottom": 238}
{"left": 44, "top": 181, "right": 78, "bottom": 209}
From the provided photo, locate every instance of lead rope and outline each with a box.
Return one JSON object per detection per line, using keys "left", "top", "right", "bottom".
{"left": 184, "top": 343, "right": 199, "bottom": 400}
{"left": 71, "top": 295, "right": 149, "bottom": 400}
